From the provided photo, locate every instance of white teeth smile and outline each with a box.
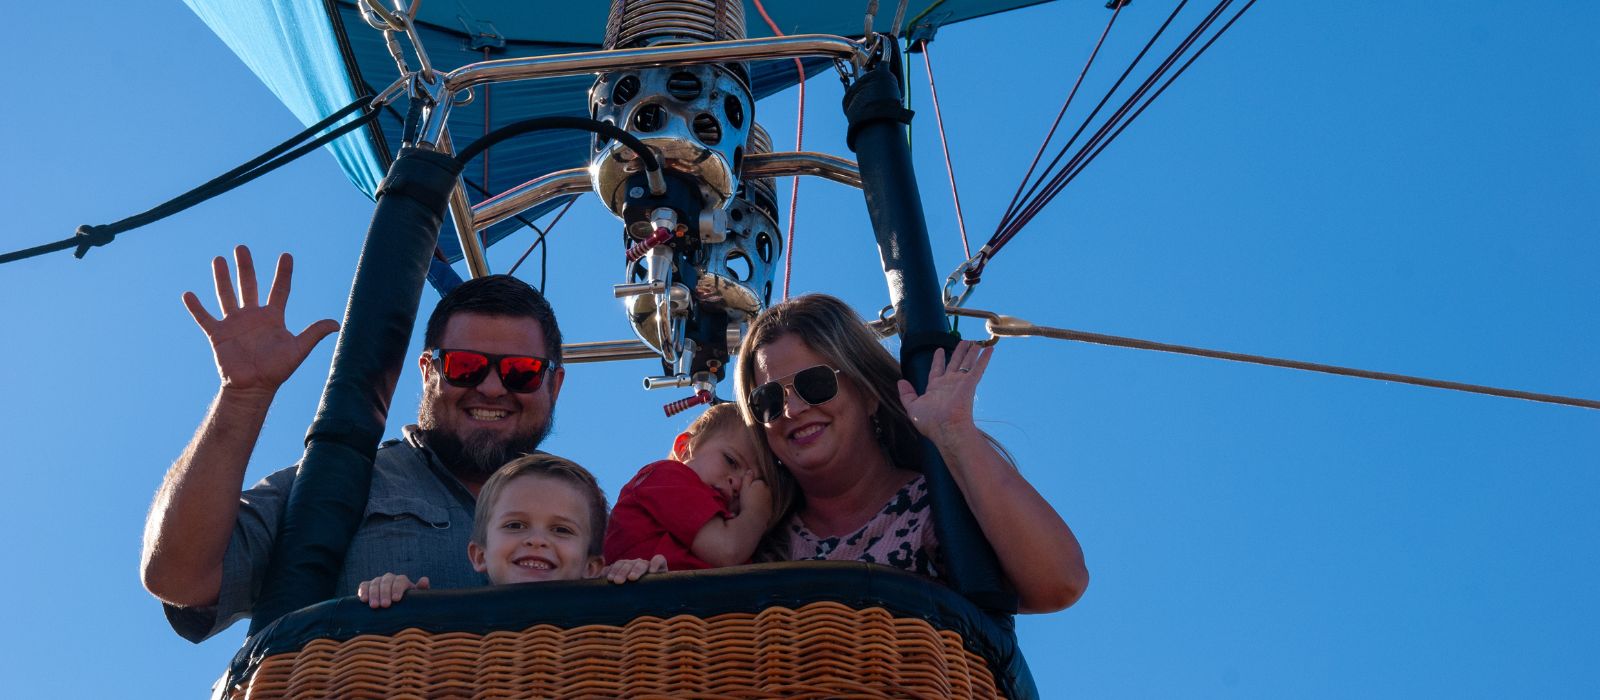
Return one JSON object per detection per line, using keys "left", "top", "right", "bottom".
{"left": 514, "top": 559, "right": 553, "bottom": 570}
{"left": 468, "top": 408, "right": 509, "bottom": 420}
{"left": 791, "top": 424, "right": 824, "bottom": 440}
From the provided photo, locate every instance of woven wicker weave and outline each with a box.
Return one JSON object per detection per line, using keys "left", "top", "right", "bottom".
{"left": 232, "top": 601, "right": 1000, "bottom": 699}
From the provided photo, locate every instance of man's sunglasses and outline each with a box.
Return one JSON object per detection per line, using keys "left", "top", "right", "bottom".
{"left": 748, "top": 364, "right": 844, "bottom": 424}
{"left": 431, "top": 348, "right": 556, "bottom": 394}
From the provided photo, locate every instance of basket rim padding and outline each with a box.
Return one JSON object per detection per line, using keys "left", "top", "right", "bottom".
{"left": 226, "top": 561, "right": 1036, "bottom": 698}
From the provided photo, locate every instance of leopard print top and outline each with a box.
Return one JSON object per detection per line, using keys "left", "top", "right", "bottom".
{"left": 784, "top": 475, "right": 941, "bottom": 578}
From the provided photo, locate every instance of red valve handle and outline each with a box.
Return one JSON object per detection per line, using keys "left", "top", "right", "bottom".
{"left": 663, "top": 389, "right": 713, "bottom": 417}
{"left": 626, "top": 226, "right": 674, "bottom": 264}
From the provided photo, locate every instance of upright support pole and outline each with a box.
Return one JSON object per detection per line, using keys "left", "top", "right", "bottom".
{"left": 249, "top": 147, "right": 465, "bottom": 634}
{"left": 843, "top": 52, "right": 1017, "bottom": 615}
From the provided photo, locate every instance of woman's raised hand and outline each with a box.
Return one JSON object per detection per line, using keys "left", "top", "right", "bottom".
{"left": 896, "top": 340, "right": 993, "bottom": 439}
{"left": 181, "top": 245, "right": 339, "bottom": 399}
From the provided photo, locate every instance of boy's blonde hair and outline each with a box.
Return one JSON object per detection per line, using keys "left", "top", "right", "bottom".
{"left": 681, "top": 403, "right": 791, "bottom": 522}
{"left": 471, "top": 453, "right": 608, "bottom": 558}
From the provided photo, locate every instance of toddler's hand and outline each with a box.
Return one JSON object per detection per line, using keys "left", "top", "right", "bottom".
{"left": 356, "top": 572, "right": 429, "bottom": 608}
{"left": 601, "top": 555, "right": 669, "bottom": 584}
{"left": 738, "top": 471, "right": 774, "bottom": 526}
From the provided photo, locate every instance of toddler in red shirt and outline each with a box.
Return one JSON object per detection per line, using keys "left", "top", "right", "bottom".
{"left": 604, "top": 404, "right": 778, "bottom": 570}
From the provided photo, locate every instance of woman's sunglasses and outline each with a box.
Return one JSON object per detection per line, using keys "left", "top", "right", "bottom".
{"left": 431, "top": 348, "right": 556, "bottom": 394}
{"left": 748, "top": 364, "right": 843, "bottom": 424}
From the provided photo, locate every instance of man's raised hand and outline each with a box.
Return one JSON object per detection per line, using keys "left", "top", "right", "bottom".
{"left": 181, "top": 245, "right": 339, "bottom": 398}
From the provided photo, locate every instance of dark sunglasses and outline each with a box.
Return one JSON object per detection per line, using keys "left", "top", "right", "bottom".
{"left": 431, "top": 348, "right": 556, "bottom": 394}
{"left": 748, "top": 364, "right": 843, "bottom": 424}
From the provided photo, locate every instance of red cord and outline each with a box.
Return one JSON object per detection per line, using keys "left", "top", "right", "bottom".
{"left": 921, "top": 43, "right": 970, "bottom": 259}
{"left": 482, "top": 47, "right": 492, "bottom": 196}
{"left": 753, "top": 0, "right": 804, "bottom": 300}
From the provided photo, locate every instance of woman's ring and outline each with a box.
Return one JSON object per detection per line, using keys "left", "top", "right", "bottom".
{"left": 957, "top": 367, "right": 971, "bottom": 373}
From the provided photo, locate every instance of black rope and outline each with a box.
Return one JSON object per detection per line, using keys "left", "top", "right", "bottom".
{"left": 540, "top": 230, "right": 548, "bottom": 294}
{"left": 1, "top": 95, "right": 380, "bottom": 266}
{"left": 447, "top": 116, "right": 659, "bottom": 293}
{"left": 455, "top": 173, "right": 579, "bottom": 293}
{"left": 508, "top": 195, "right": 578, "bottom": 279}
{"left": 454, "top": 116, "right": 660, "bottom": 172}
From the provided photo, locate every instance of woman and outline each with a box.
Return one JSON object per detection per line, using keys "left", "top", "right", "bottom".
{"left": 734, "top": 294, "right": 1088, "bottom": 613}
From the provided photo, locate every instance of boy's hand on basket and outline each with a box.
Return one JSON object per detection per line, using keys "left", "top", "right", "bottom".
{"left": 357, "top": 572, "right": 429, "bottom": 608}
{"left": 601, "top": 555, "right": 669, "bottom": 584}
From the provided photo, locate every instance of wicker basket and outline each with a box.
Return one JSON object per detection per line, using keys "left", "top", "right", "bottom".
{"left": 224, "top": 562, "right": 1031, "bottom": 699}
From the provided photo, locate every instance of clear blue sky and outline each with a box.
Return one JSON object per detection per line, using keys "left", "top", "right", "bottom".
{"left": 2, "top": 2, "right": 1596, "bottom": 697}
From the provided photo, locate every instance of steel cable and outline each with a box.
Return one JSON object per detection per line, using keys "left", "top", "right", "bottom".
{"left": 946, "top": 307, "right": 1600, "bottom": 411}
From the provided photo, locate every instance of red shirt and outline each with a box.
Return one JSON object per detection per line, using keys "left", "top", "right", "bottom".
{"left": 603, "top": 460, "right": 732, "bottom": 570}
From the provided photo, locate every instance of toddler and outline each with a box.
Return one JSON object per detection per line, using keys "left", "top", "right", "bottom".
{"left": 603, "top": 403, "right": 779, "bottom": 570}
{"left": 359, "top": 453, "right": 660, "bottom": 608}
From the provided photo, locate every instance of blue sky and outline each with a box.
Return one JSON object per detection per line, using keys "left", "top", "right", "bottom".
{"left": 2, "top": 2, "right": 1596, "bottom": 697}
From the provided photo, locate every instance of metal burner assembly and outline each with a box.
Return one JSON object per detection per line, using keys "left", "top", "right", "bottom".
{"left": 591, "top": 0, "right": 782, "bottom": 408}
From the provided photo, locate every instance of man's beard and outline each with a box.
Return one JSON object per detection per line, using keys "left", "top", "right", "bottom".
{"left": 418, "top": 388, "right": 552, "bottom": 481}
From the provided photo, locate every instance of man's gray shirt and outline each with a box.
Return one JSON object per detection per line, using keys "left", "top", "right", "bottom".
{"left": 163, "top": 425, "right": 488, "bottom": 642}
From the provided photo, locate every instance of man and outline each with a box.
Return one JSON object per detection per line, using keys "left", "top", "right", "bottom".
{"left": 140, "top": 245, "right": 565, "bottom": 642}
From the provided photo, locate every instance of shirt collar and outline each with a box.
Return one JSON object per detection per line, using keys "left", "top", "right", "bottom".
{"left": 404, "top": 424, "right": 478, "bottom": 511}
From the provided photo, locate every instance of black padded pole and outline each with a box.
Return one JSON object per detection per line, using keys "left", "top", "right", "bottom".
{"left": 249, "top": 147, "right": 465, "bottom": 634}
{"left": 844, "top": 57, "right": 1017, "bottom": 614}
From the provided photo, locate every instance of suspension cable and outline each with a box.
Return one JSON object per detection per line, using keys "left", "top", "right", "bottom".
{"left": 920, "top": 42, "right": 971, "bottom": 258}
{"left": 753, "top": 0, "right": 805, "bottom": 300}
{"left": 994, "top": 0, "right": 1182, "bottom": 238}
{"left": 1006, "top": 0, "right": 1228, "bottom": 236}
{"left": 1008, "top": 0, "right": 1259, "bottom": 250}
{"left": 969, "top": 0, "right": 1257, "bottom": 286}
{"left": 945, "top": 307, "right": 1600, "bottom": 411}
{"left": 997, "top": 0, "right": 1250, "bottom": 248}
{"left": 995, "top": 1, "right": 1127, "bottom": 235}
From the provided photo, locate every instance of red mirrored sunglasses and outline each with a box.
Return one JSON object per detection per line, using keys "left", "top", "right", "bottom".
{"left": 431, "top": 348, "right": 556, "bottom": 394}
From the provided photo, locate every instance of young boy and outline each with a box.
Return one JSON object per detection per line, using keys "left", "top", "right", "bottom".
{"left": 603, "top": 403, "right": 782, "bottom": 571}
{"left": 358, "top": 453, "right": 662, "bottom": 608}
